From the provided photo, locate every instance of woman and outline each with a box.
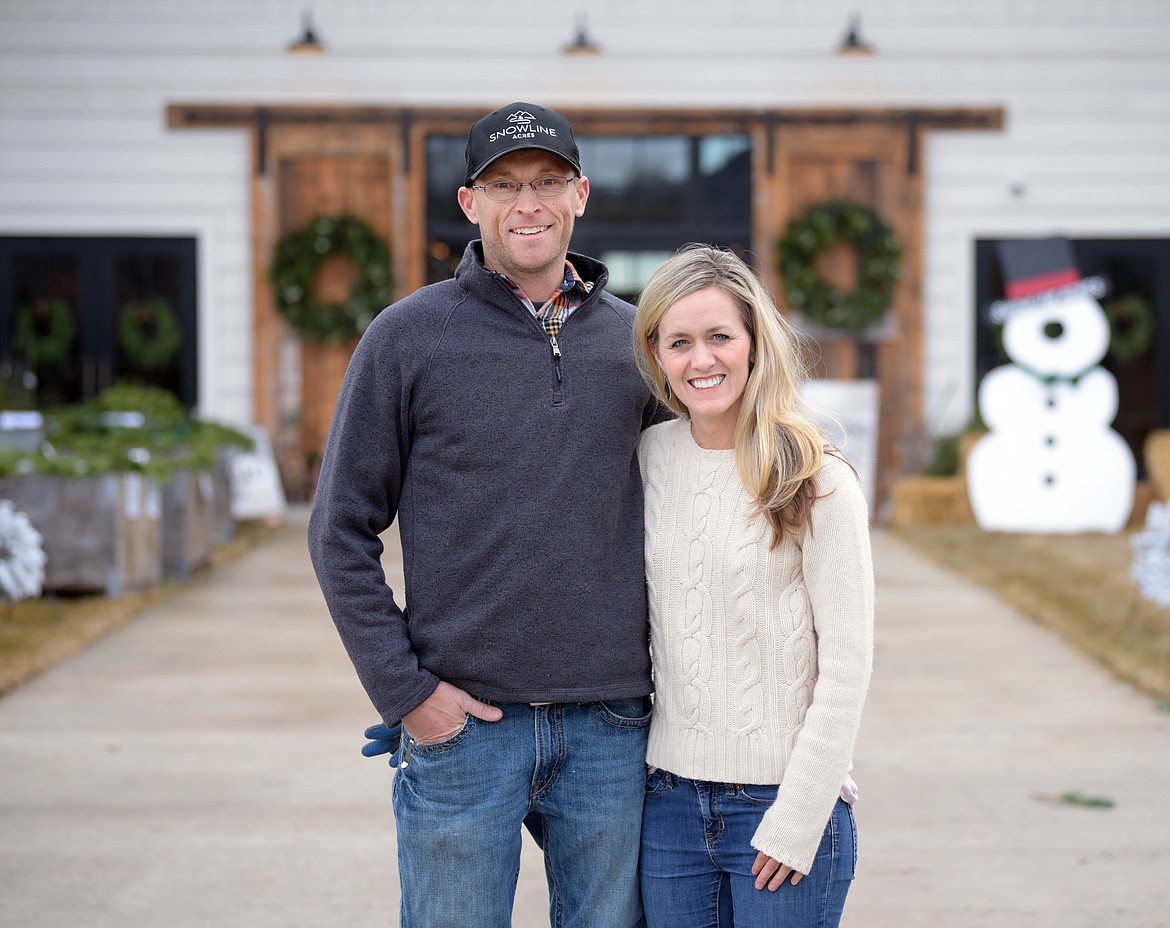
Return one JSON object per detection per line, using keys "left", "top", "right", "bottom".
{"left": 632, "top": 245, "right": 874, "bottom": 928}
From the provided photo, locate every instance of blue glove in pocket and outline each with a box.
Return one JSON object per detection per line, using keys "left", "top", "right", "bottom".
{"left": 362, "top": 722, "right": 404, "bottom": 767}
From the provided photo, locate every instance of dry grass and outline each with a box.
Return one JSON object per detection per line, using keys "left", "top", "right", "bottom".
{"left": 891, "top": 524, "right": 1170, "bottom": 701}
{"left": 0, "top": 519, "right": 284, "bottom": 698}
{"left": 0, "top": 587, "right": 170, "bottom": 696}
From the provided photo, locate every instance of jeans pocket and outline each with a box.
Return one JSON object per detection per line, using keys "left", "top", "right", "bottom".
{"left": 845, "top": 801, "right": 858, "bottom": 877}
{"left": 645, "top": 767, "right": 674, "bottom": 797}
{"left": 814, "top": 799, "right": 856, "bottom": 880}
{"left": 405, "top": 713, "right": 476, "bottom": 756}
{"left": 593, "top": 696, "right": 653, "bottom": 728}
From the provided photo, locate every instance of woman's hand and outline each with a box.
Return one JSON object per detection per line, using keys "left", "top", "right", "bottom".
{"left": 752, "top": 851, "right": 806, "bottom": 891}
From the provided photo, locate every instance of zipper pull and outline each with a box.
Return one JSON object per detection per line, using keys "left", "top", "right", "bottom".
{"left": 549, "top": 334, "right": 564, "bottom": 384}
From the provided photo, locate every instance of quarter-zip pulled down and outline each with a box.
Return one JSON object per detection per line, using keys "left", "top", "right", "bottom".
{"left": 549, "top": 332, "right": 564, "bottom": 405}
{"left": 490, "top": 272, "right": 571, "bottom": 407}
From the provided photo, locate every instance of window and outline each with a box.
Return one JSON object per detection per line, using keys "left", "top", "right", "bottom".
{"left": 425, "top": 133, "right": 752, "bottom": 301}
{"left": 974, "top": 238, "right": 1169, "bottom": 471}
{"left": 0, "top": 237, "right": 197, "bottom": 409}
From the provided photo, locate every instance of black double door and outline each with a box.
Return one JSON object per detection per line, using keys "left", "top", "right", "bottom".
{"left": 0, "top": 236, "right": 197, "bottom": 409}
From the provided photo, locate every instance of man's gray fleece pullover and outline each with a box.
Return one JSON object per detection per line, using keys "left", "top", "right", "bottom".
{"left": 308, "top": 242, "right": 662, "bottom": 725}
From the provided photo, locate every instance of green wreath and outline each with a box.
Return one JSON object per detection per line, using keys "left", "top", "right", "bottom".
{"left": 269, "top": 214, "right": 394, "bottom": 344}
{"left": 777, "top": 199, "right": 901, "bottom": 333}
{"left": 1102, "top": 293, "right": 1155, "bottom": 366}
{"left": 11, "top": 297, "right": 77, "bottom": 367}
{"left": 118, "top": 297, "right": 182, "bottom": 371}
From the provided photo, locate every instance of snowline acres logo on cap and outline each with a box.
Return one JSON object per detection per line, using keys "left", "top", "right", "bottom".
{"left": 464, "top": 102, "right": 582, "bottom": 187}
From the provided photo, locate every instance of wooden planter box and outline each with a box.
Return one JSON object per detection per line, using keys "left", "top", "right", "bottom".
{"left": 162, "top": 469, "right": 217, "bottom": 581}
{"left": 0, "top": 473, "right": 163, "bottom": 596}
{"left": 212, "top": 448, "right": 236, "bottom": 545}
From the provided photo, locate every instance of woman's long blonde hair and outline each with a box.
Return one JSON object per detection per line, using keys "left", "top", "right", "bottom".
{"left": 633, "top": 244, "right": 826, "bottom": 546}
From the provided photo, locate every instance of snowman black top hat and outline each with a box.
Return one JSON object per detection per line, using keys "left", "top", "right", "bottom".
{"left": 989, "top": 237, "right": 1107, "bottom": 324}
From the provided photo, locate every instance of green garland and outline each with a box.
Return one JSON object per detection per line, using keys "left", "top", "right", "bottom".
{"left": 777, "top": 199, "right": 901, "bottom": 333}
{"left": 269, "top": 214, "right": 394, "bottom": 344}
{"left": 1102, "top": 293, "right": 1155, "bottom": 366}
{"left": 118, "top": 297, "right": 182, "bottom": 371}
{"left": 11, "top": 297, "right": 77, "bottom": 367}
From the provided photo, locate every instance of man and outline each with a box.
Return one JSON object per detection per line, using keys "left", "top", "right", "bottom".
{"left": 307, "top": 102, "right": 661, "bottom": 928}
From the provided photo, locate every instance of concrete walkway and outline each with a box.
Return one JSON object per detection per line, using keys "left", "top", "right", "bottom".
{"left": 1, "top": 506, "right": 1168, "bottom": 928}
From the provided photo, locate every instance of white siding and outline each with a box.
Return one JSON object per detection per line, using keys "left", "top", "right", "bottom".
{"left": 2, "top": 0, "right": 1168, "bottom": 432}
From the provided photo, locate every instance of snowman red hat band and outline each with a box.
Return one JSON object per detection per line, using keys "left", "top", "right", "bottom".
{"left": 988, "top": 237, "right": 1107, "bottom": 324}
{"left": 1000, "top": 237, "right": 1081, "bottom": 300}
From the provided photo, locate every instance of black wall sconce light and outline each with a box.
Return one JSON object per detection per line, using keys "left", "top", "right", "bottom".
{"left": 838, "top": 14, "right": 874, "bottom": 56}
{"left": 287, "top": 9, "right": 326, "bottom": 55}
{"left": 563, "top": 15, "right": 601, "bottom": 56}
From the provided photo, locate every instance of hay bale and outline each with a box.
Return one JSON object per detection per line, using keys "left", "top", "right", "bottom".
{"left": 1128, "top": 481, "right": 1157, "bottom": 529}
{"left": 1145, "top": 430, "right": 1170, "bottom": 501}
{"left": 889, "top": 475, "right": 975, "bottom": 526}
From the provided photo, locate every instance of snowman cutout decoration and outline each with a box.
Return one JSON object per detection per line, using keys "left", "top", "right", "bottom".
{"left": 967, "top": 238, "right": 1135, "bottom": 533}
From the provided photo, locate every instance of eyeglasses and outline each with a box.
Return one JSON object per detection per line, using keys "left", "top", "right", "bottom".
{"left": 469, "top": 175, "right": 578, "bottom": 201}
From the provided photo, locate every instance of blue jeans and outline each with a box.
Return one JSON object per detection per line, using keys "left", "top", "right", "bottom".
{"left": 640, "top": 771, "right": 856, "bottom": 928}
{"left": 391, "top": 698, "right": 651, "bottom": 928}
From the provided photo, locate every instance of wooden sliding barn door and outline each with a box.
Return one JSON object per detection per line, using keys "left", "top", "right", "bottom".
{"left": 252, "top": 125, "right": 400, "bottom": 499}
{"left": 760, "top": 124, "right": 924, "bottom": 512}
{"left": 279, "top": 155, "right": 392, "bottom": 494}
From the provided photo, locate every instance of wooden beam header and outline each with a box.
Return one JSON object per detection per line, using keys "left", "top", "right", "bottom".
{"left": 168, "top": 102, "right": 1004, "bottom": 177}
{"left": 167, "top": 102, "right": 1004, "bottom": 133}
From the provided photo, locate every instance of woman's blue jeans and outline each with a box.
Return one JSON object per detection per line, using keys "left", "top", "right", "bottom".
{"left": 640, "top": 770, "right": 856, "bottom": 928}
{"left": 391, "top": 698, "right": 651, "bottom": 928}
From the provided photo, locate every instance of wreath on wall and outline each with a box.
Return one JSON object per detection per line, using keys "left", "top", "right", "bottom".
{"left": 777, "top": 199, "right": 902, "bottom": 333}
{"left": 118, "top": 297, "right": 182, "bottom": 371}
{"left": 268, "top": 214, "right": 394, "bottom": 344}
{"left": 1102, "top": 293, "right": 1156, "bottom": 366}
{"left": 11, "top": 298, "right": 77, "bottom": 367}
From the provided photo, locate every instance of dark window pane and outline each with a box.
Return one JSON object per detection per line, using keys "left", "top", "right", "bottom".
{"left": 426, "top": 136, "right": 468, "bottom": 226}
{"left": 578, "top": 137, "right": 689, "bottom": 222}
{"left": 598, "top": 250, "right": 679, "bottom": 298}
{"left": 0, "top": 237, "right": 196, "bottom": 408}
{"left": 424, "top": 130, "right": 752, "bottom": 293}
{"left": 112, "top": 252, "right": 186, "bottom": 398}
{"left": 3, "top": 249, "right": 83, "bottom": 406}
{"left": 425, "top": 136, "right": 474, "bottom": 284}
{"left": 696, "top": 135, "right": 752, "bottom": 223}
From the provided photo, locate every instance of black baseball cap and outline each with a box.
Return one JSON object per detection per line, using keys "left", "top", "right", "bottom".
{"left": 464, "top": 102, "right": 582, "bottom": 187}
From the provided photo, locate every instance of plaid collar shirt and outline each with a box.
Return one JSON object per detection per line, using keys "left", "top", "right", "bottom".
{"left": 496, "top": 261, "right": 594, "bottom": 339}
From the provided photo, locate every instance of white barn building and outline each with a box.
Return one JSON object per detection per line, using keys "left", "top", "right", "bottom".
{"left": 1, "top": 0, "right": 1167, "bottom": 508}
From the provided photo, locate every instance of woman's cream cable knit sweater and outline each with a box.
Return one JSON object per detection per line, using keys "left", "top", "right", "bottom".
{"left": 639, "top": 418, "right": 874, "bottom": 876}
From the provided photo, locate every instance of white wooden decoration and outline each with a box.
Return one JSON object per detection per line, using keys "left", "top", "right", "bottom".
{"left": 228, "top": 426, "right": 288, "bottom": 522}
{"left": 967, "top": 290, "right": 1135, "bottom": 533}
{"left": 801, "top": 378, "right": 879, "bottom": 515}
